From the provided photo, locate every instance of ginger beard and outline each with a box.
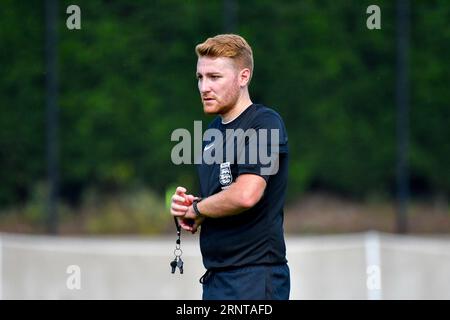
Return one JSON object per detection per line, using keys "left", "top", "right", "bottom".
{"left": 197, "top": 56, "right": 243, "bottom": 117}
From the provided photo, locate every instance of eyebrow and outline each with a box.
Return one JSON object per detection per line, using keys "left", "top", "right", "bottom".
{"left": 196, "top": 72, "right": 222, "bottom": 77}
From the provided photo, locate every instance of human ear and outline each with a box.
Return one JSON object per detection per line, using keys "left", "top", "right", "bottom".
{"left": 239, "top": 68, "right": 251, "bottom": 87}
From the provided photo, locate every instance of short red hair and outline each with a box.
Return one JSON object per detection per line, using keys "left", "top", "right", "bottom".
{"left": 195, "top": 34, "right": 254, "bottom": 75}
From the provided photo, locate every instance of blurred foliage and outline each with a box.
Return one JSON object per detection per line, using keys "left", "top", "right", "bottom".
{"left": 81, "top": 187, "right": 169, "bottom": 234}
{"left": 0, "top": 0, "right": 449, "bottom": 219}
{"left": 0, "top": 184, "right": 170, "bottom": 234}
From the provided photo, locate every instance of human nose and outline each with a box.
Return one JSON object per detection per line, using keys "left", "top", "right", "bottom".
{"left": 198, "top": 78, "right": 211, "bottom": 94}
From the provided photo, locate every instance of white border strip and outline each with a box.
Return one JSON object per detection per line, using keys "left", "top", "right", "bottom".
{"left": 365, "top": 231, "right": 382, "bottom": 300}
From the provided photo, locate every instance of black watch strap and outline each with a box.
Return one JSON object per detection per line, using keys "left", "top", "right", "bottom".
{"left": 192, "top": 199, "right": 203, "bottom": 217}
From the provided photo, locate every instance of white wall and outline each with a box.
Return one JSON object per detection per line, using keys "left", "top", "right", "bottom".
{"left": 1, "top": 232, "right": 449, "bottom": 299}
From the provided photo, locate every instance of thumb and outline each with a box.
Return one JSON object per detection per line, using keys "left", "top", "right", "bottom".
{"left": 185, "top": 194, "right": 195, "bottom": 204}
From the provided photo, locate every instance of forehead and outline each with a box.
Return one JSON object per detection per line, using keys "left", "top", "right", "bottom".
{"left": 196, "top": 56, "right": 236, "bottom": 74}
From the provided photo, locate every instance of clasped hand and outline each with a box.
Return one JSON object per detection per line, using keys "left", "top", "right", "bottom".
{"left": 170, "top": 186, "right": 204, "bottom": 234}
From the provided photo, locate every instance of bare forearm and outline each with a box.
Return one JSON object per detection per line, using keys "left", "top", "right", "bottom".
{"left": 196, "top": 187, "right": 246, "bottom": 218}
{"left": 196, "top": 175, "right": 266, "bottom": 218}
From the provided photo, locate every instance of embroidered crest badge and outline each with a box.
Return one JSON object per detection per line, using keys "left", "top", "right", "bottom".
{"left": 219, "top": 162, "right": 232, "bottom": 187}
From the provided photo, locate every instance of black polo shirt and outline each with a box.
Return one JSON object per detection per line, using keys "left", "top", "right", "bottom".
{"left": 197, "top": 104, "right": 289, "bottom": 270}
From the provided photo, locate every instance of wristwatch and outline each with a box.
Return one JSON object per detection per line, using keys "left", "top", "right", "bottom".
{"left": 192, "top": 199, "right": 203, "bottom": 217}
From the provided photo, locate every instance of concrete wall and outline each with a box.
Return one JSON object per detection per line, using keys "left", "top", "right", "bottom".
{"left": 1, "top": 232, "right": 449, "bottom": 299}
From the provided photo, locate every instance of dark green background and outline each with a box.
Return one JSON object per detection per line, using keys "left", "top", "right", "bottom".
{"left": 1, "top": 0, "right": 449, "bottom": 210}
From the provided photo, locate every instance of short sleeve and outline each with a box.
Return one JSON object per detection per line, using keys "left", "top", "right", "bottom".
{"left": 236, "top": 110, "right": 288, "bottom": 181}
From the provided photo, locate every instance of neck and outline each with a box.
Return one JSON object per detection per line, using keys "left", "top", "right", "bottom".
{"left": 221, "top": 90, "right": 252, "bottom": 124}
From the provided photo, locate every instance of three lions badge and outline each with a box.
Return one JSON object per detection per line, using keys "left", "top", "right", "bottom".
{"left": 219, "top": 162, "right": 233, "bottom": 188}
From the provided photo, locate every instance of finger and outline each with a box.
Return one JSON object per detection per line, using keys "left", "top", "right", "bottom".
{"left": 172, "top": 194, "right": 186, "bottom": 203}
{"left": 171, "top": 203, "right": 189, "bottom": 212}
{"left": 179, "top": 219, "right": 193, "bottom": 231}
{"left": 171, "top": 206, "right": 188, "bottom": 216}
{"left": 191, "top": 217, "right": 204, "bottom": 234}
{"left": 180, "top": 224, "right": 192, "bottom": 232}
{"left": 191, "top": 223, "right": 199, "bottom": 234}
{"left": 171, "top": 211, "right": 184, "bottom": 217}
{"left": 176, "top": 186, "right": 187, "bottom": 195}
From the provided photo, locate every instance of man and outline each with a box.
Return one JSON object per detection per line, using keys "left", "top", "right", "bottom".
{"left": 170, "top": 34, "right": 290, "bottom": 300}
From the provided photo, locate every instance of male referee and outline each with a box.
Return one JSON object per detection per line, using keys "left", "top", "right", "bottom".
{"left": 170, "top": 34, "right": 290, "bottom": 300}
